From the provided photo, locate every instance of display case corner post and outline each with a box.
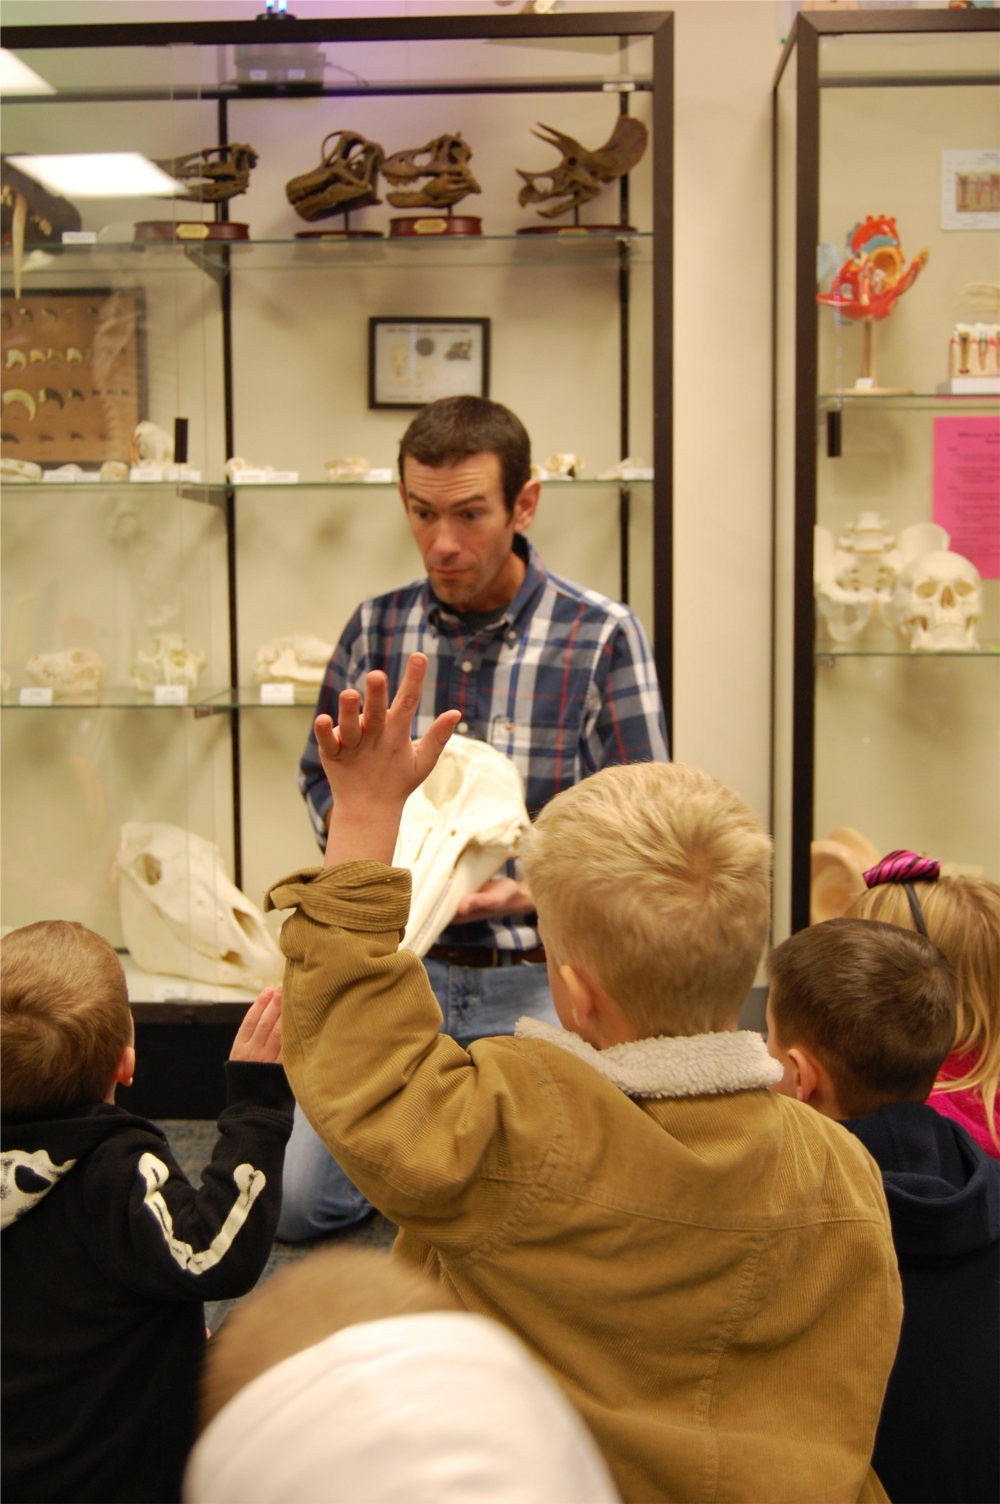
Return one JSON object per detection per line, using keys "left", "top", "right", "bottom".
{"left": 652, "top": 9, "right": 674, "bottom": 750}
{"left": 788, "top": 16, "right": 820, "bottom": 935}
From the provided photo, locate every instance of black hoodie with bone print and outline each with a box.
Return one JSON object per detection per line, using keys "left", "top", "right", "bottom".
{"left": 1, "top": 1061, "right": 293, "bottom": 1504}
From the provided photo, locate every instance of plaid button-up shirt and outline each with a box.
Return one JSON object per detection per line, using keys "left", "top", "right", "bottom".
{"left": 298, "top": 538, "right": 668, "bottom": 951}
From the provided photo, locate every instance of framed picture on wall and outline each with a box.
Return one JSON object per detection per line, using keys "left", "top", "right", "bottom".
{"left": 368, "top": 317, "right": 490, "bottom": 409}
{"left": 0, "top": 287, "right": 147, "bottom": 467}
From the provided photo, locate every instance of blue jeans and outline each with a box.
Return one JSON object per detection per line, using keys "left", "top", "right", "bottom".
{"left": 276, "top": 956, "right": 558, "bottom": 1242}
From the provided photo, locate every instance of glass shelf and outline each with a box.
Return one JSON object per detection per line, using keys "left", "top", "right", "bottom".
{"left": 817, "top": 391, "right": 1000, "bottom": 413}
{"left": 815, "top": 644, "right": 1000, "bottom": 659}
{"left": 1, "top": 687, "right": 228, "bottom": 709}
{"left": 0, "top": 231, "right": 653, "bottom": 281}
{"left": 2, "top": 477, "right": 650, "bottom": 494}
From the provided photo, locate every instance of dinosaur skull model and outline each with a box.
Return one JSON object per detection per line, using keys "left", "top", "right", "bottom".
{"left": 116, "top": 822, "right": 283, "bottom": 992}
{"left": 156, "top": 144, "right": 259, "bottom": 203}
{"left": 285, "top": 131, "right": 384, "bottom": 222}
{"left": 394, "top": 736, "right": 531, "bottom": 957}
{"left": 382, "top": 133, "right": 481, "bottom": 211}
{"left": 517, "top": 115, "right": 648, "bottom": 220}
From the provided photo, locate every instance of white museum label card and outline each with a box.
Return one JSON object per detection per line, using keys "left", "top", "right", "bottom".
{"left": 941, "top": 150, "right": 1000, "bottom": 231}
{"left": 260, "top": 681, "right": 295, "bottom": 704}
{"left": 151, "top": 981, "right": 191, "bottom": 1002}
{"left": 153, "top": 684, "right": 189, "bottom": 705}
{"left": 19, "top": 686, "right": 53, "bottom": 705}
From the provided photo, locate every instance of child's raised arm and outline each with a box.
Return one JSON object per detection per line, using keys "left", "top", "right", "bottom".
{"left": 315, "top": 651, "right": 460, "bottom": 868}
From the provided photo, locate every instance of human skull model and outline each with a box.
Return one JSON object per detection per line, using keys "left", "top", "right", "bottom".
{"left": 887, "top": 549, "right": 982, "bottom": 652}
{"left": 116, "top": 822, "right": 283, "bottom": 991}
{"left": 394, "top": 735, "right": 530, "bottom": 957}
{"left": 815, "top": 515, "right": 950, "bottom": 643}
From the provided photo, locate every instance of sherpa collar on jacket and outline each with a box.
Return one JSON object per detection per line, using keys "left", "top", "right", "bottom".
{"left": 513, "top": 1019, "right": 783, "bottom": 1100}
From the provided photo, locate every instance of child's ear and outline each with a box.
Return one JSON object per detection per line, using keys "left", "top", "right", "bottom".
{"left": 559, "top": 963, "right": 597, "bottom": 1032}
{"left": 112, "top": 1044, "right": 136, "bottom": 1090}
{"left": 786, "top": 1047, "right": 820, "bottom": 1104}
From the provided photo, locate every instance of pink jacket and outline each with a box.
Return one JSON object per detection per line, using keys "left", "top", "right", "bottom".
{"left": 928, "top": 1050, "right": 999, "bottom": 1160}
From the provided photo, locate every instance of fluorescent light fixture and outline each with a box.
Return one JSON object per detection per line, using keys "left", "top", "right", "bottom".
{"left": 6, "top": 153, "right": 179, "bottom": 199}
{"left": 0, "top": 49, "right": 56, "bottom": 95}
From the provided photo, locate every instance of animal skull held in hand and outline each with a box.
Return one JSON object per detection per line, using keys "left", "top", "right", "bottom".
{"left": 394, "top": 736, "right": 531, "bottom": 957}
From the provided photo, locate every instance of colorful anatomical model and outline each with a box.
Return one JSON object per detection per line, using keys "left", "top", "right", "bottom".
{"left": 817, "top": 215, "right": 928, "bottom": 323}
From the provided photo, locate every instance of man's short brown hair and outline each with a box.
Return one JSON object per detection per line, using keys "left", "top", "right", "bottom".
{"left": 1, "top": 921, "right": 132, "bottom": 1118}
{"left": 398, "top": 396, "right": 531, "bottom": 513}
{"left": 767, "top": 918, "right": 956, "bottom": 1117}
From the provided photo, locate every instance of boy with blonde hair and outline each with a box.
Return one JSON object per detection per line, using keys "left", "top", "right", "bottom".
{"left": 270, "top": 654, "right": 901, "bottom": 1504}
{"left": 1, "top": 921, "right": 294, "bottom": 1504}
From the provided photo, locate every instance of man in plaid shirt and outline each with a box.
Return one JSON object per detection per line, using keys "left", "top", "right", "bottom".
{"left": 279, "top": 396, "right": 667, "bottom": 1241}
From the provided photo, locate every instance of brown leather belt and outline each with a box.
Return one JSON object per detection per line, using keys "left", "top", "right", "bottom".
{"left": 426, "top": 943, "right": 546, "bottom": 968}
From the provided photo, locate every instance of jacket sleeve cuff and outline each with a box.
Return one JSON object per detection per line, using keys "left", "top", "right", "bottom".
{"left": 264, "top": 860, "right": 412, "bottom": 932}
{"left": 224, "top": 1060, "right": 295, "bottom": 1114}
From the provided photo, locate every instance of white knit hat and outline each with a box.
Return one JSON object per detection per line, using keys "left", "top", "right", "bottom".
{"left": 184, "top": 1310, "right": 619, "bottom": 1504}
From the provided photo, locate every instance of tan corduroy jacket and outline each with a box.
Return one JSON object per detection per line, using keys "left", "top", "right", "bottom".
{"left": 268, "top": 862, "right": 902, "bottom": 1504}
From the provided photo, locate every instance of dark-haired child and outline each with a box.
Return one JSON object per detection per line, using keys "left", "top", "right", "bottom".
{"left": 1, "top": 921, "right": 294, "bottom": 1504}
{"left": 767, "top": 917, "right": 1000, "bottom": 1504}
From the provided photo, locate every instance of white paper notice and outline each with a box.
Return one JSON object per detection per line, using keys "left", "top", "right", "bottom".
{"left": 19, "top": 686, "right": 53, "bottom": 705}
{"left": 260, "top": 681, "right": 295, "bottom": 704}
{"left": 153, "top": 684, "right": 189, "bottom": 705}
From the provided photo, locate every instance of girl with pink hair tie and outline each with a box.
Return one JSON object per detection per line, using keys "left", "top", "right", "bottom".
{"left": 848, "top": 851, "right": 1000, "bottom": 1158}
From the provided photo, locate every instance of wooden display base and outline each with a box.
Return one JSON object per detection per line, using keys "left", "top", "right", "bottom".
{"left": 389, "top": 215, "right": 483, "bottom": 237}
{"left": 134, "top": 221, "right": 250, "bottom": 242}
{"left": 295, "top": 228, "right": 383, "bottom": 240}
{"left": 518, "top": 224, "right": 636, "bottom": 236}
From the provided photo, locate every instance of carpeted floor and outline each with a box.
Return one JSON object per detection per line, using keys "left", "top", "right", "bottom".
{"left": 157, "top": 1118, "right": 398, "bottom": 1332}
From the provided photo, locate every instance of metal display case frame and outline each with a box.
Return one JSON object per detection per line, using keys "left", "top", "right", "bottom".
{"left": 771, "top": 5, "right": 999, "bottom": 938}
{"left": 2, "top": 11, "right": 674, "bottom": 1111}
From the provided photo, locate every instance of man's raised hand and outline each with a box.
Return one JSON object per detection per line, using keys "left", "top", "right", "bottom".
{"left": 317, "top": 652, "right": 460, "bottom": 867}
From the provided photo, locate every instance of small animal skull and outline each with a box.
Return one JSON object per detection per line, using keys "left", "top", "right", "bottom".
{"left": 888, "top": 549, "right": 982, "bottom": 652}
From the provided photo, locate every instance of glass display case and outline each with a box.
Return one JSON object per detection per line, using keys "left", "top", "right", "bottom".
{"left": 1, "top": 10, "right": 673, "bottom": 1102}
{"left": 772, "top": 8, "right": 999, "bottom": 940}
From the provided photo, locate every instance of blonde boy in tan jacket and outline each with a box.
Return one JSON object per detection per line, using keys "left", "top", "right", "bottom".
{"left": 267, "top": 654, "right": 901, "bottom": 1504}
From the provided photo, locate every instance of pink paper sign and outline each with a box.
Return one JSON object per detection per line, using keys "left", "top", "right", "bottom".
{"left": 933, "top": 416, "right": 1000, "bottom": 579}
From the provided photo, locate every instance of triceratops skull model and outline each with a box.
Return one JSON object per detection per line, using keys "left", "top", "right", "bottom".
{"left": 394, "top": 736, "right": 531, "bottom": 957}
{"left": 285, "top": 131, "right": 384, "bottom": 222}
{"left": 156, "top": 144, "right": 259, "bottom": 203}
{"left": 116, "top": 822, "right": 283, "bottom": 991}
{"left": 814, "top": 514, "right": 949, "bottom": 643}
{"left": 254, "top": 633, "right": 333, "bottom": 685}
{"left": 130, "top": 634, "right": 206, "bottom": 691}
{"left": 517, "top": 115, "right": 648, "bottom": 220}
{"left": 382, "top": 133, "right": 482, "bottom": 211}
{"left": 26, "top": 648, "right": 106, "bottom": 695}
{"left": 886, "top": 549, "right": 982, "bottom": 652}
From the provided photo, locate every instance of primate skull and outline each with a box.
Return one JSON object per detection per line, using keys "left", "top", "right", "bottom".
{"left": 888, "top": 549, "right": 982, "bottom": 652}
